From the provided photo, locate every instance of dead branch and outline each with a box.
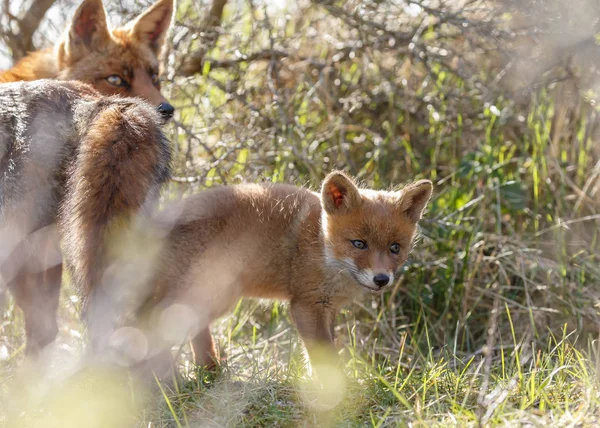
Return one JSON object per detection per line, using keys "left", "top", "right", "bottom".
{"left": 1, "top": 0, "right": 57, "bottom": 60}
{"left": 179, "top": 0, "right": 228, "bottom": 76}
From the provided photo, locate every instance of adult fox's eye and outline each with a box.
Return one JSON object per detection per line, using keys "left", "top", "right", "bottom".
{"left": 106, "top": 75, "right": 128, "bottom": 87}
{"left": 390, "top": 243, "right": 400, "bottom": 254}
{"left": 351, "top": 240, "right": 367, "bottom": 249}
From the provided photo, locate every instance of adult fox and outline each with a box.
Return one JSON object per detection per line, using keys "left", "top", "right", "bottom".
{"left": 0, "top": 80, "right": 172, "bottom": 355}
{"left": 0, "top": 0, "right": 175, "bottom": 118}
{"left": 0, "top": 0, "right": 175, "bottom": 354}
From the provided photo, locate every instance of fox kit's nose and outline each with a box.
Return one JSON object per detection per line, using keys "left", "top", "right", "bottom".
{"left": 157, "top": 102, "right": 175, "bottom": 119}
{"left": 373, "top": 274, "right": 390, "bottom": 288}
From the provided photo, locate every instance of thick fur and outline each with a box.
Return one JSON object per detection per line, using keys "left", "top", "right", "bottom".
{"left": 0, "top": 80, "right": 97, "bottom": 353}
{"left": 0, "top": 80, "right": 171, "bottom": 353}
{"left": 0, "top": 0, "right": 174, "bottom": 355}
{"left": 60, "top": 97, "right": 171, "bottom": 349}
{"left": 119, "top": 172, "right": 432, "bottom": 371}
{"left": 0, "top": 0, "right": 173, "bottom": 107}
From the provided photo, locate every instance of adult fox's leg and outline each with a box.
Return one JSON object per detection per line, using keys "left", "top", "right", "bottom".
{"left": 3, "top": 225, "right": 62, "bottom": 354}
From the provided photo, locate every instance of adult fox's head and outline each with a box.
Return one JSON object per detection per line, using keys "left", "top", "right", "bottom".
{"left": 56, "top": 0, "right": 175, "bottom": 119}
{"left": 320, "top": 171, "right": 433, "bottom": 292}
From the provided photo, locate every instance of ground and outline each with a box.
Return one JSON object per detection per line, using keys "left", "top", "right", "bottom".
{"left": 1, "top": 279, "right": 599, "bottom": 427}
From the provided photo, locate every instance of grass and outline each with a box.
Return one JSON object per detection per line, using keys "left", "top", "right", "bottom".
{"left": 1, "top": 293, "right": 600, "bottom": 426}
{"left": 139, "top": 307, "right": 600, "bottom": 426}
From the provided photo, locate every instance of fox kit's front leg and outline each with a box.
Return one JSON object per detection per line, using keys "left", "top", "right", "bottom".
{"left": 290, "top": 298, "right": 338, "bottom": 363}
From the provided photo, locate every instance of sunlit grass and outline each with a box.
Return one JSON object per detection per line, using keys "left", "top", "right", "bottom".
{"left": 142, "top": 307, "right": 600, "bottom": 427}
{"left": 2, "top": 292, "right": 598, "bottom": 427}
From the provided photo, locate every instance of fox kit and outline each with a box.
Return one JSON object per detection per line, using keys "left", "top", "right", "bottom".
{"left": 0, "top": 0, "right": 175, "bottom": 118}
{"left": 0, "top": 80, "right": 171, "bottom": 354}
{"left": 128, "top": 172, "right": 432, "bottom": 370}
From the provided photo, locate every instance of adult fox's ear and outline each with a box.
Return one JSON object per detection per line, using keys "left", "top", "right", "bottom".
{"left": 398, "top": 180, "right": 433, "bottom": 222}
{"left": 58, "top": 0, "right": 111, "bottom": 66}
{"left": 321, "top": 171, "right": 362, "bottom": 215}
{"left": 127, "top": 0, "right": 174, "bottom": 55}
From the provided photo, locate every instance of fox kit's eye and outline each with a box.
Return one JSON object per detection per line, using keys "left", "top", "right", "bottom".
{"left": 106, "top": 75, "right": 129, "bottom": 88}
{"left": 351, "top": 240, "right": 367, "bottom": 249}
{"left": 390, "top": 243, "right": 400, "bottom": 254}
{"left": 151, "top": 73, "right": 160, "bottom": 86}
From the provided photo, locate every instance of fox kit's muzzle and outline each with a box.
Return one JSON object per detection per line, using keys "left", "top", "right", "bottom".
{"left": 373, "top": 273, "right": 390, "bottom": 288}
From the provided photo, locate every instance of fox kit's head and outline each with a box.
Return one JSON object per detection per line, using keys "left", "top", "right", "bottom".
{"left": 56, "top": 0, "right": 175, "bottom": 119}
{"left": 321, "top": 171, "right": 433, "bottom": 292}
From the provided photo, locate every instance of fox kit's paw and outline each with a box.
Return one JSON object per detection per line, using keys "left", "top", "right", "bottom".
{"left": 199, "top": 356, "right": 222, "bottom": 372}
{"left": 192, "top": 356, "right": 223, "bottom": 373}
{"left": 195, "top": 346, "right": 227, "bottom": 373}
{"left": 190, "top": 328, "right": 221, "bottom": 370}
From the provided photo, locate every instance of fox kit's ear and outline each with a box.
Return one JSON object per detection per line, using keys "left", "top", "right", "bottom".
{"left": 58, "top": 0, "right": 110, "bottom": 66}
{"left": 127, "top": 0, "right": 174, "bottom": 54}
{"left": 398, "top": 180, "right": 433, "bottom": 222}
{"left": 321, "top": 171, "right": 362, "bottom": 215}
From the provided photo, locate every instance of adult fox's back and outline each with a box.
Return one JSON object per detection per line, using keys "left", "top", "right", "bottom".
{"left": 0, "top": 0, "right": 175, "bottom": 118}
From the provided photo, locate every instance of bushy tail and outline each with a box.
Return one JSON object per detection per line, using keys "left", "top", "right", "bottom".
{"left": 60, "top": 98, "right": 171, "bottom": 349}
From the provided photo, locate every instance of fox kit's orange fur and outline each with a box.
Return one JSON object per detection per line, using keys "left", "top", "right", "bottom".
{"left": 130, "top": 172, "right": 432, "bottom": 369}
{"left": 0, "top": 0, "right": 175, "bottom": 117}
